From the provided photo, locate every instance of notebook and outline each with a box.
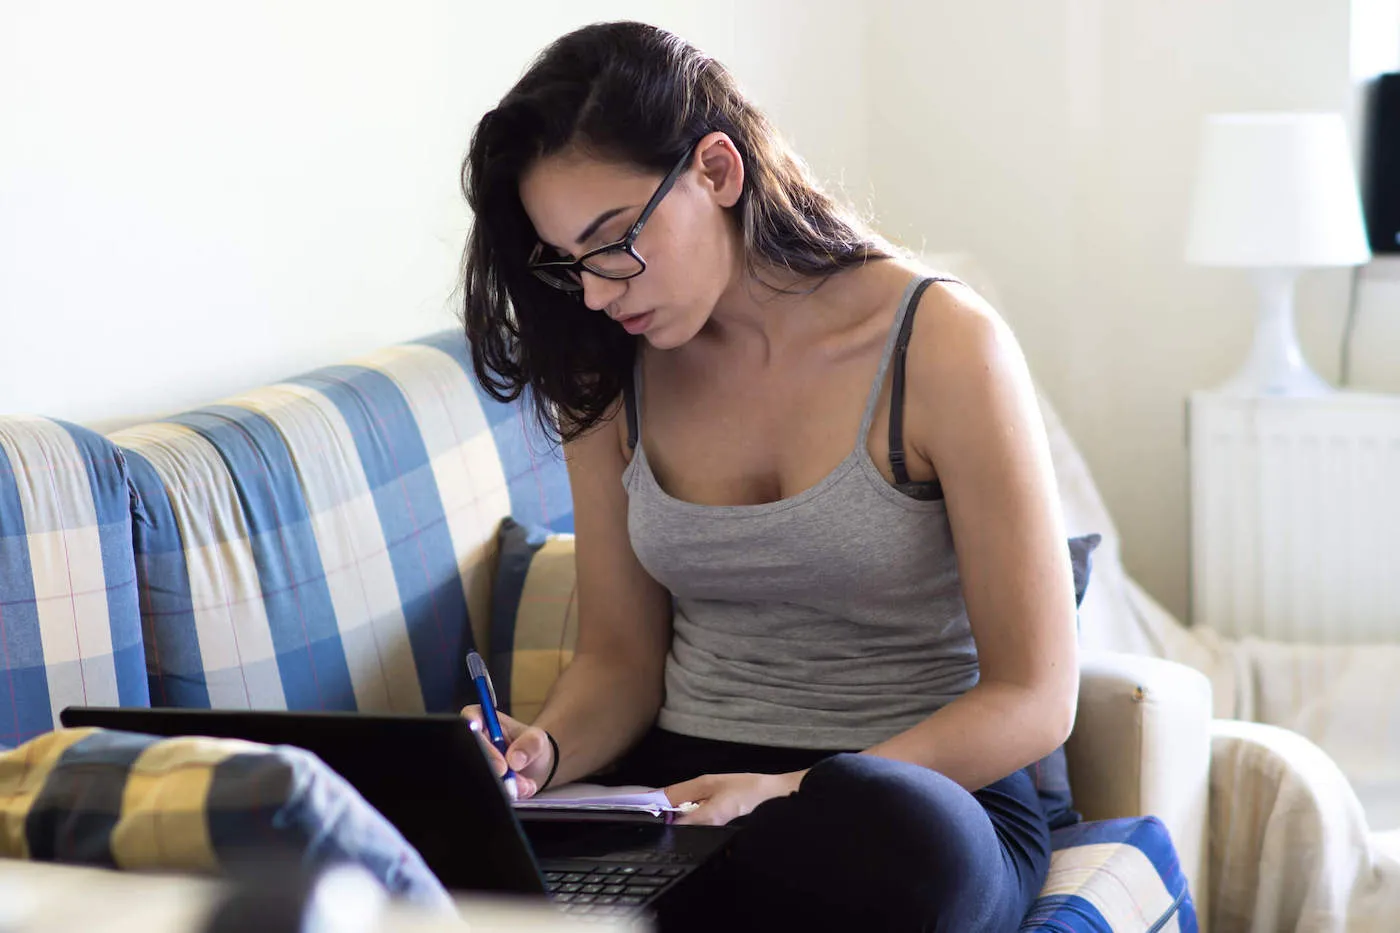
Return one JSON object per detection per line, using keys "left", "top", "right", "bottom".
{"left": 514, "top": 783, "right": 700, "bottom": 820}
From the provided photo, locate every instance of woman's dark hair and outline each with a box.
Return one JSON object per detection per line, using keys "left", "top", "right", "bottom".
{"left": 461, "top": 21, "right": 892, "bottom": 443}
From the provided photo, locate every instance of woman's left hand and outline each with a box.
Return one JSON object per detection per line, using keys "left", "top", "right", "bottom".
{"left": 664, "top": 770, "right": 805, "bottom": 826}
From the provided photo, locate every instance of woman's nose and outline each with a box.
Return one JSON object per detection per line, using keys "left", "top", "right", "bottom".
{"left": 580, "top": 272, "right": 627, "bottom": 313}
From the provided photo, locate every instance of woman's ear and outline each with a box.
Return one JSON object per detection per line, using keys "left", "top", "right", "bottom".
{"left": 694, "top": 132, "right": 744, "bottom": 209}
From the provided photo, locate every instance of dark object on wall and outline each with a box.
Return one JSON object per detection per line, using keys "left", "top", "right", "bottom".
{"left": 1363, "top": 72, "right": 1400, "bottom": 255}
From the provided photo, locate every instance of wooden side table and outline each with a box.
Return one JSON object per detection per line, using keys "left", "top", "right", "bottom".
{"left": 1188, "top": 389, "right": 1400, "bottom": 642}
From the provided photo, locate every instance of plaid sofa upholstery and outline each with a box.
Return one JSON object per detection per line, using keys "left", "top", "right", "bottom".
{"left": 0, "top": 418, "right": 149, "bottom": 748}
{"left": 111, "top": 332, "right": 571, "bottom": 715}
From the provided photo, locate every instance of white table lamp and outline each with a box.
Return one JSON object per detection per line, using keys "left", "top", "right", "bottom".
{"left": 1184, "top": 112, "right": 1371, "bottom": 395}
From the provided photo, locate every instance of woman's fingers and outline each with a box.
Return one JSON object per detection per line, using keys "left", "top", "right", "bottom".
{"left": 461, "top": 706, "right": 553, "bottom": 797}
{"left": 514, "top": 775, "right": 538, "bottom": 799}
{"left": 506, "top": 728, "right": 549, "bottom": 773}
{"left": 663, "top": 775, "right": 714, "bottom": 808}
{"left": 667, "top": 776, "right": 723, "bottom": 826}
{"left": 464, "top": 717, "right": 510, "bottom": 777}
{"left": 460, "top": 704, "right": 527, "bottom": 739}
{"left": 675, "top": 801, "right": 728, "bottom": 826}
{"left": 456, "top": 706, "right": 548, "bottom": 790}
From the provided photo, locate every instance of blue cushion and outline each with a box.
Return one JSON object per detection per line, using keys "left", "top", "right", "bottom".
{"left": 1033, "top": 532, "right": 1103, "bottom": 830}
{"left": 0, "top": 418, "right": 150, "bottom": 747}
{"left": 1023, "top": 816, "right": 1197, "bottom": 932}
{"left": 489, "top": 518, "right": 577, "bottom": 723}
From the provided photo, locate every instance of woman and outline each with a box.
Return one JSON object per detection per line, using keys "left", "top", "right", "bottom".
{"left": 460, "top": 21, "right": 1079, "bottom": 931}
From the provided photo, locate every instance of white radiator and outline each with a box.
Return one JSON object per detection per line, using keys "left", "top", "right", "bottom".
{"left": 1189, "top": 390, "right": 1400, "bottom": 643}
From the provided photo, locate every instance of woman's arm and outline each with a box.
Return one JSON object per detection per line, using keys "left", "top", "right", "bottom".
{"left": 861, "top": 280, "right": 1079, "bottom": 789}
{"left": 493, "top": 400, "right": 675, "bottom": 790}
{"left": 669, "top": 280, "right": 1080, "bottom": 824}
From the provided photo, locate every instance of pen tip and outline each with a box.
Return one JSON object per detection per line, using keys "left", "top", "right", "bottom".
{"left": 502, "top": 775, "right": 519, "bottom": 802}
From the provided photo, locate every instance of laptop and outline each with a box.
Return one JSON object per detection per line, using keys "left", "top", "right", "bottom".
{"left": 58, "top": 707, "right": 737, "bottom": 922}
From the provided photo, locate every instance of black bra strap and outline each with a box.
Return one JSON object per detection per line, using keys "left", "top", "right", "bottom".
{"left": 889, "top": 277, "right": 939, "bottom": 485}
{"left": 623, "top": 371, "right": 639, "bottom": 451}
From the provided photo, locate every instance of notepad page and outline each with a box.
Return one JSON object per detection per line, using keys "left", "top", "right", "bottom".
{"left": 513, "top": 783, "right": 678, "bottom": 811}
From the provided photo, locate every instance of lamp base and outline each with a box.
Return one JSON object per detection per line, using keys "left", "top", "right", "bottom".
{"left": 1214, "top": 268, "right": 1333, "bottom": 397}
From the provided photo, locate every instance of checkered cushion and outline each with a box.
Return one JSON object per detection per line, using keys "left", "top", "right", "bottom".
{"left": 113, "top": 331, "right": 571, "bottom": 714}
{"left": 0, "top": 726, "right": 451, "bottom": 908}
{"left": 0, "top": 418, "right": 150, "bottom": 748}
{"left": 1022, "top": 817, "right": 1197, "bottom": 931}
{"left": 489, "top": 518, "right": 578, "bottom": 723}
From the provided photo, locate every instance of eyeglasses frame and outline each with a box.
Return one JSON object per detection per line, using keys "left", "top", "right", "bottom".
{"left": 526, "top": 142, "right": 699, "bottom": 293}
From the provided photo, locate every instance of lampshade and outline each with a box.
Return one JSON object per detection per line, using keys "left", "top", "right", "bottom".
{"left": 1184, "top": 112, "right": 1372, "bottom": 267}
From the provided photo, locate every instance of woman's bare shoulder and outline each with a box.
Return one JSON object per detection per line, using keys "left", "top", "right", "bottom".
{"left": 902, "top": 275, "right": 1039, "bottom": 458}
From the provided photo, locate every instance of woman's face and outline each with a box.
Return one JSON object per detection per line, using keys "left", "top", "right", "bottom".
{"left": 518, "top": 135, "right": 743, "bottom": 349}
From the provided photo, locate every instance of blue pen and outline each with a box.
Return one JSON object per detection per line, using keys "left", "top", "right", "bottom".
{"left": 466, "top": 651, "right": 518, "bottom": 800}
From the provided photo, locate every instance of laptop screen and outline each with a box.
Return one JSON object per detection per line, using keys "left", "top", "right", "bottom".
{"left": 59, "top": 707, "right": 544, "bottom": 895}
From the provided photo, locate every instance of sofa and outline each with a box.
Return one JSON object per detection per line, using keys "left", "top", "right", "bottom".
{"left": 0, "top": 319, "right": 1212, "bottom": 931}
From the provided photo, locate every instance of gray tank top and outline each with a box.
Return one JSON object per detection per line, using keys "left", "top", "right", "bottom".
{"left": 621, "top": 274, "right": 978, "bottom": 750}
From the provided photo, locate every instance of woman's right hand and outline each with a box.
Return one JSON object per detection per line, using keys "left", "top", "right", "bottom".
{"left": 459, "top": 705, "right": 555, "bottom": 800}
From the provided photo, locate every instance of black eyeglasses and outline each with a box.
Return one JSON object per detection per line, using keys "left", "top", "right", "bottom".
{"left": 527, "top": 143, "right": 698, "bottom": 293}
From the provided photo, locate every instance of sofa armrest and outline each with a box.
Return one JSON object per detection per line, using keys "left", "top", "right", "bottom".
{"left": 1066, "top": 650, "right": 1213, "bottom": 930}
{"left": 1207, "top": 719, "right": 1400, "bottom": 933}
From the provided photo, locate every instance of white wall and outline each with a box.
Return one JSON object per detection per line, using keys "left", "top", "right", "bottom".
{"left": 868, "top": 0, "right": 1396, "bottom": 620}
{"left": 4, "top": 0, "right": 1392, "bottom": 620}
{"left": 0, "top": 0, "right": 868, "bottom": 430}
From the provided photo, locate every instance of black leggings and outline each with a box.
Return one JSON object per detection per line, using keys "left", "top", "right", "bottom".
{"left": 602, "top": 728, "right": 1051, "bottom": 933}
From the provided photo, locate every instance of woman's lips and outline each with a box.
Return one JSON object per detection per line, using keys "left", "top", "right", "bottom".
{"left": 619, "top": 311, "right": 654, "bottom": 335}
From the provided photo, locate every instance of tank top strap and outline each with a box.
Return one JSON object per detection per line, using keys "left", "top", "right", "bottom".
{"left": 855, "top": 274, "right": 951, "bottom": 442}
{"left": 623, "top": 352, "right": 642, "bottom": 451}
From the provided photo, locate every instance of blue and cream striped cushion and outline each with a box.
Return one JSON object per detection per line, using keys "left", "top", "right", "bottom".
{"left": 0, "top": 727, "right": 451, "bottom": 908}
{"left": 1022, "top": 817, "right": 1197, "bottom": 932}
{"left": 0, "top": 418, "right": 149, "bottom": 748}
{"left": 489, "top": 518, "right": 577, "bottom": 723}
{"left": 115, "top": 330, "right": 571, "bottom": 714}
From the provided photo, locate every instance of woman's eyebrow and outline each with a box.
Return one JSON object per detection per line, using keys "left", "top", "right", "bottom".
{"left": 575, "top": 206, "right": 635, "bottom": 245}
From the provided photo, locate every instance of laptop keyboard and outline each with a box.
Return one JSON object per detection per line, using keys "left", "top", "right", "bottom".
{"left": 541, "top": 863, "right": 686, "bottom": 919}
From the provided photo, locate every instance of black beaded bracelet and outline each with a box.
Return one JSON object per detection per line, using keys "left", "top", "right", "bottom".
{"left": 542, "top": 730, "right": 561, "bottom": 790}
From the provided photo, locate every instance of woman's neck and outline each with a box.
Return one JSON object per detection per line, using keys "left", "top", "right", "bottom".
{"left": 699, "top": 255, "right": 861, "bottom": 361}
